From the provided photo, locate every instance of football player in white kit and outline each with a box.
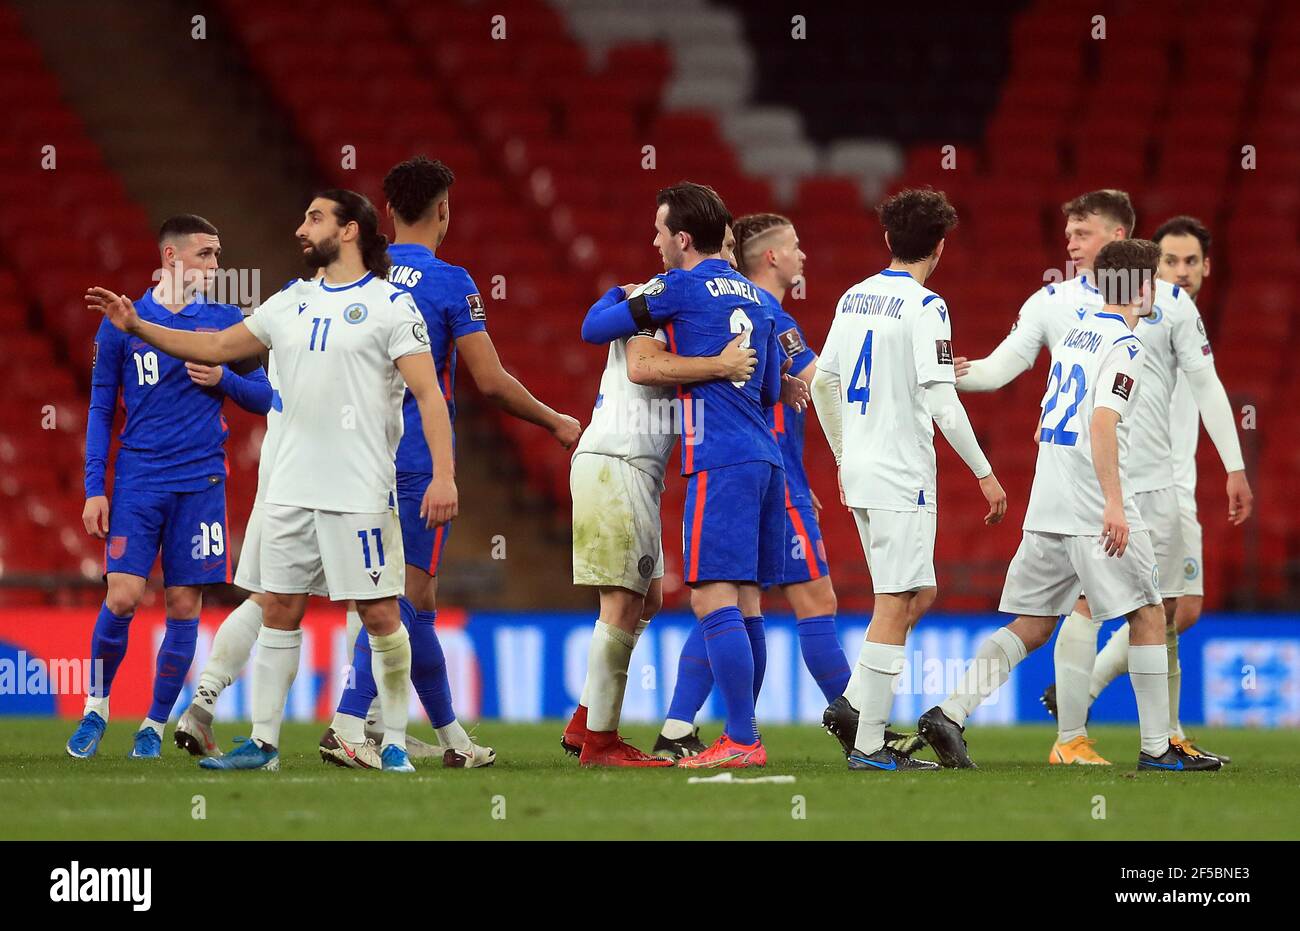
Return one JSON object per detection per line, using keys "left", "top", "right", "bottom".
{"left": 1082, "top": 216, "right": 1234, "bottom": 761}
{"left": 811, "top": 189, "right": 1007, "bottom": 772}
{"left": 88, "top": 189, "right": 457, "bottom": 773}
{"left": 918, "top": 240, "right": 1221, "bottom": 772}
{"left": 952, "top": 190, "right": 1251, "bottom": 764}
{"left": 560, "top": 226, "right": 759, "bottom": 767}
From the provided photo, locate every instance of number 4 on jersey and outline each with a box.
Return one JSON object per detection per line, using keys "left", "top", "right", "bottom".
{"left": 847, "top": 330, "right": 873, "bottom": 413}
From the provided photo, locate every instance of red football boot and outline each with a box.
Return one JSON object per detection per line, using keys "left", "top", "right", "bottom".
{"left": 676, "top": 733, "right": 766, "bottom": 769}
{"left": 561, "top": 705, "right": 588, "bottom": 756}
{"left": 579, "top": 730, "right": 675, "bottom": 767}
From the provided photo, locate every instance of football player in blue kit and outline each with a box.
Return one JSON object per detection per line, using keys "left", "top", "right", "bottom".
{"left": 67, "top": 214, "right": 272, "bottom": 759}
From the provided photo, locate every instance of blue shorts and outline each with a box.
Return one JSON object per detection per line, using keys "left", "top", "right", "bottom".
{"left": 396, "top": 474, "right": 453, "bottom": 576}
{"left": 105, "top": 483, "right": 229, "bottom": 586}
{"left": 779, "top": 502, "right": 830, "bottom": 586}
{"left": 682, "top": 460, "right": 785, "bottom": 586}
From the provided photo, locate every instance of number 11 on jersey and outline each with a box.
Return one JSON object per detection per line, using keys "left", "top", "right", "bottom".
{"left": 847, "top": 330, "right": 873, "bottom": 413}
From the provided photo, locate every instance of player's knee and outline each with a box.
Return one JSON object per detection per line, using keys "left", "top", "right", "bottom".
{"left": 164, "top": 587, "right": 202, "bottom": 619}
{"left": 104, "top": 576, "right": 145, "bottom": 615}
{"left": 641, "top": 585, "right": 663, "bottom": 622}
{"left": 909, "top": 587, "right": 937, "bottom": 620}
{"left": 813, "top": 584, "right": 837, "bottom": 618}
{"left": 1016, "top": 622, "right": 1053, "bottom": 652}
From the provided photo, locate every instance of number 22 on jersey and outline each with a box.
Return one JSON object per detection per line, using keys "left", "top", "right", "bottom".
{"left": 1038, "top": 361, "right": 1086, "bottom": 446}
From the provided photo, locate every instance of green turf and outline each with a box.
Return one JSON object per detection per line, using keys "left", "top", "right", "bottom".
{"left": 1, "top": 718, "right": 1297, "bottom": 840}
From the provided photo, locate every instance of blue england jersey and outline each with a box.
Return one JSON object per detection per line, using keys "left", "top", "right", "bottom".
{"left": 767, "top": 296, "right": 817, "bottom": 508}
{"left": 387, "top": 243, "right": 486, "bottom": 477}
{"left": 85, "top": 290, "right": 251, "bottom": 495}
{"left": 582, "top": 257, "right": 783, "bottom": 475}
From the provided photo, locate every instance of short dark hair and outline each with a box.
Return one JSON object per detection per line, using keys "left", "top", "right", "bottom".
{"left": 314, "top": 188, "right": 391, "bottom": 279}
{"left": 158, "top": 214, "right": 218, "bottom": 243}
{"left": 1151, "top": 215, "right": 1211, "bottom": 258}
{"left": 656, "top": 181, "right": 732, "bottom": 255}
{"left": 732, "top": 213, "right": 792, "bottom": 276}
{"left": 1061, "top": 189, "right": 1136, "bottom": 237}
{"left": 876, "top": 188, "right": 957, "bottom": 263}
{"left": 383, "top": 156, "right": 456, "bottom": 225}
{"left": 1093, "top": 238, "right": 1160, "bottom": 305}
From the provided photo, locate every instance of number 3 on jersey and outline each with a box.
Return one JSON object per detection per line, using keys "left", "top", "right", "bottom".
{"left": 729, "top": 308, "right": 752, "bottom": 388}
{"left": 1038, "top": 361, "right": 1086, "bottom": 446}
{"left": 847, "top": 330, "right": 873, "bottom": 413}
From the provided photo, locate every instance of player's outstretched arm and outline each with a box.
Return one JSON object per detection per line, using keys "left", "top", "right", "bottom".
{"left": 200, "top": 363, "right": 273, "bottom": 415}
{"left": 457, "top": 331, "right": 581, "bottom": 448}
{"left": 581, "top": 287, "right": 643, "bottom": 344}
{"left": 954, "top": 339, "right": 1034, "bottom": 393}
{"left": 1183, "top": 364, "right": 1253, "bottom": 525}
{"left": 395, "top": 352, "right": 458, "bottom": 527}
{"left": 83, "top": 322, "right": 121, "bottom": 538}
{"left": 626, "top": 332, "right": 755, "bottom": 386}
{"left": 922, "top": 381, "right": 1007, "bottom": 524}
{"left": 86, "top": 287, "right": 264, "bottom": 364}
{"left": 1090, "top": 407, "right": 1128, "bottom": 556}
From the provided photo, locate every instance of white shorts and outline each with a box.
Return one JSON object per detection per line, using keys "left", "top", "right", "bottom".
{"left": 233, "top": 502, "right": 329, "bottom": 597}
{"left": 1175, "top": 485, "right": 1203, "bottom": 597}
{"left": 851, "top": 507, "right": 936, "bottom": 594}
{"left": 259, "top": 502, "right": 405, "bottom": 601}
{"left": 1135, "top": 486, "right": 1185, "bottom": 599}
{"left": 570, "top": 452, "right": 664, "bottom": 596}
{"left": 1000, "top": 530, "right": 1160, "bottom": 623}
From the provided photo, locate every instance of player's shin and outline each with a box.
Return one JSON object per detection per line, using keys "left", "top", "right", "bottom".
{"left": 145, "top": 617, "right": 199, "bottom": 733}
{"left": 408, "top": 609, "right": 470, "bottom": 752}
{"left": 698, "top": 606, "right": 758, "bottom": 745}
{"left": 939, "top": 627, "right": 1028, "bottom": 728}
{"left": 370, "top": 625, "right": 412, "bottom": 750}
{"left": 586, "top": 622, "right": 636, "bottom": 732}
{"left": 250, "top": 626, "right": 303, "bottom": 749}
{"left": 85, "top": 603, "right": 134, "bottom": 719}
{"left": 663, "top": 621, "right": 714, "bottom": 739}
{"left": 1090, "top": 621, "right": 1130, "bottom": 702}
{"left": 1129, "top": 642, "right": 1171, "bottom": 756}
{"left": 851, "top": 640, "right": 905, "bottom": 755}
{"left": 1054, "top": 610, "right": 1100, "bottom": 741}
{"left": 796, "top": 615, "right": 851, "bottom": 703}
{"left": 193, "top": 598, "right": 263, "bottom": 721}
{"left": 1167, "top": 624, "right": 1183, "bottom": 738}
{"left": 744, "top": 615, "right": 767, "bottom": 701}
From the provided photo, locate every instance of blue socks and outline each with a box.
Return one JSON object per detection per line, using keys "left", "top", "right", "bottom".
{"left": 666, "top": 621, "right": 713, "bottom": 725}
{"left": 336, "top": 596, "right": 457, "bottom": 728}
{"left": 744, "top": 615, "right": 767, "bottom": 702}
{"left": 796, "top": 614, "right": 851, "bottom": 702}
{"left": 699, "top": 606, "right": 758, "bottom": 744}
{"left": 148, "top": 617, "right": 199, "bottom": 723}
{"left": 87, "top": 603, "right": 133, "bottom": 699}
{"left": 409, "top": 607, "right": 456, "bottom": 728}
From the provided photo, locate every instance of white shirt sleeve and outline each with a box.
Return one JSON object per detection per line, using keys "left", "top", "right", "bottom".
{"left": 811, "top": 367, "right": 843, "bottom": 464}
{"left": 244, "top": 289, "right": 291, "bottom": 348}
{"left": 817, "top": 310, "right": 843, "bottom": 376}
{"left": 912, "top": 297, "right": 955, "bottom": 386}
{"left": 923, "top": 382, "right": 992, "bottom": 478}
{"left": 1184, "top": 363, "right": 1246, "bottom": 473}
{"left": 1002, "top": 287, "right": 1053, "bottom": 367}
{"left": 1169, "top": 288, "right": 1213, "bottom": 376}
{"left": 1094, "top": 337, "right": 1145, "bottom": 420}
{"left": 387, "top": 293, "right": 432, "bottom": 360}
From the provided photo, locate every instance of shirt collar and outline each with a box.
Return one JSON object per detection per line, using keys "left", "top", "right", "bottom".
{"left": 141, "top": 286, "right": 204, "bottom": 317}
{"left": 318, "top": 272, "right": 375, "bottom": 292}
{"left": 879, "top": 268, "right": 913, "bottom": 279}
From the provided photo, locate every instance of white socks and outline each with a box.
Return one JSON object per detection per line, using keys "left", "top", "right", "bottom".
{"left": 84, "top": 695, "right": 109, "bottom": 720}
{"left": 851, "top": 640, "right": 905, "bottom": 756}
{"left": 661, "top": 718, "right": 696, "bottom": 740}
{"left": 345, "top": 607, "right": 362, "bottom": 659}
{"left": 940, "top": 627, "right": 1027, "bottom": 728}
{"left": 141, "top": 718, "right": 165, "bottom": 736}
{"left": 1167, "top": 625, "right": 1183, "bottom": 738}
{"left": 369, "top": 626, "right": 411, "bottom": 750}
{"left": 1129, "top": 643, "right": 1171, "bottom": 756}
{"left": 1054, "top": 610, "right": 1100, "bottom": 742}
{"left": 580, "top": 615, "right": 650, "bottom": 710}
{"left": 436, "top": 720, "right": 472, "bottom": 753}
{"left": 586, "top": 622, "right": 637, "bottom": 732}
{"left": 1090, "top": 622, "right": 1130, "bottom": 700}
{"left": 193, "top": 598, "right": 264, "bottom": 720}
{"left": 250, "top": 626, "right": 302, "bottom": 749}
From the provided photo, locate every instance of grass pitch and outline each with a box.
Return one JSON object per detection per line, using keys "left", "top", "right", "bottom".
{"left": 1, "top": 718, "right": 1297, "bottom": 840}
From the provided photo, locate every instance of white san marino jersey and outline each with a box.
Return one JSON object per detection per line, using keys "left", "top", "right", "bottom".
{"left": 1003, "top": 275, "right": 1210, "bottom": 493}
{"left": 1023, "top": 311, "right": 1148, "bottom": 536}
{"left": 573, "top": 329, "right": 675, "bottom": 483}
{"left": 819, "top": 268, "right": 955, "bottom": 512}
{"left": 254, "top": 350, "right": 281, "bottom": 502}
{"left": 244, "top": 273, "right": 430, "bottom": 512}
{"left": 1169, "top": 371, "right": 1199, "bottom": 493}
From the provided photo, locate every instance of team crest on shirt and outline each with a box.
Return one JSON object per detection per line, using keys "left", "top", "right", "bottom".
{"left": 467, "top": 293, "right": 486, "bottom": 321}
{"left": 343, "top": 302, "right": 368, "bottom": 324}
{"left": 1142, "top": 306, "right": 1164, "bottom": 325}
{"left": 108, "top": 536, "right": 127, "bottom": 559}
{"left": 1184, "top": 557, "right": 1200, "bottom": 581}
{"left": 778, "top": 327, "right": 806, "bottom": 358}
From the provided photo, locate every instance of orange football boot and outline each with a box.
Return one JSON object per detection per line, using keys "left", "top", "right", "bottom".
{"left": 676, "top": 733, "right": 766, "bottom": 769}
{"left": 579, "top": 731, "right": 674, "bottom": 767}
{"left": 1049, "top": 735, "right": 1111, "bottom": 765}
